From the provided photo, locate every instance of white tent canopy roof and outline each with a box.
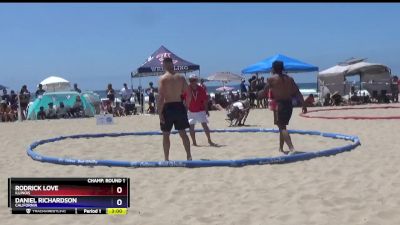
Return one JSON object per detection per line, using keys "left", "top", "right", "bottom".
{"left": 40, "top": 76, "right": 71, "bottom": 92}
{"left": 318, "top": 59, "right": 392, "bottom": 97}
{"left": 40, "top": 76, "right": 70, "bottom": 85}
{"left": 319, "top": 62, "right": 390, "bottom": 77}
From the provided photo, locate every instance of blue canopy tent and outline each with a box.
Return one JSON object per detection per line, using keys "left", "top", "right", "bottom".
{"left": 0, "top": 84, "right": 8, "bottom": 90}
{"left": 242, "top": 54, "right": 319, "bottom": 74}
{"left": 131, "top": 45, "right": 200, "bottom": 113}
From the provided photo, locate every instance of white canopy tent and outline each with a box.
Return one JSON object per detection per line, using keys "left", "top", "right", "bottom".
{"left": 40, "top": 76, "right": 71, "bottom": 92}
{"left": 318, "top": 60, "right": 392, "bottom": 97}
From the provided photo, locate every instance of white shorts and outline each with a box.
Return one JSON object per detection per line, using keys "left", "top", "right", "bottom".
{"left": 188, "top": 111, "right": 208, "bottom": 125}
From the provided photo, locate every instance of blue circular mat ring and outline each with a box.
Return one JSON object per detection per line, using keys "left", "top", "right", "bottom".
{"left": 27, "top": 128, "right": 361, "bottom": 168}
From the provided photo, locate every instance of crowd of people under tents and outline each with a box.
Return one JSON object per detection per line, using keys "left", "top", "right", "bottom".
{"left": 1, "top": 75, "right": 399, "bottom": 122}
{"left": 0, "top": 83, "right": 87, "bottom": 122}
{"left": 320, "top": 75, "right": 399, "bottom": 107}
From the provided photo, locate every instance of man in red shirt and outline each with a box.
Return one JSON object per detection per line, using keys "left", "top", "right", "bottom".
{"left": 183, "top": 75, "right": 217, "bottom": 146}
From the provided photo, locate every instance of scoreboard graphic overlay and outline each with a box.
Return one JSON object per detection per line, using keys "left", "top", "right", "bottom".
{"left": 8, "top": 177, "right": 130, "bottom": 215}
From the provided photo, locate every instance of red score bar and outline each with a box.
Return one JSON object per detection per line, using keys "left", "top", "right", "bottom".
{"left": 26, "top": 185, "right": 128, "bottom": 196}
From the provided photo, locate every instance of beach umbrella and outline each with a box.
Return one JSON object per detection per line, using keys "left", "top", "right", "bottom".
{"left": 216, "top": 86, "right": 235, "bottom": 92}
{"left": 206, "top": 72, "right": 244, "bottom": 82}
{"left": 40, "top": 76, "right": 71, "bottom": 92}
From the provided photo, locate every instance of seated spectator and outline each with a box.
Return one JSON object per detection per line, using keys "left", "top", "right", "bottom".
{"left": 304, "top": 94, "right": 315, "bottom": 107}
{"left": 37, "top": 106, "right": 46, "bottom": 120}
{"left": 349, "top": 86, "right": 360, "bottom": 104}
{"left": 379, "top": 90, "right": 390, "bottom": 103}
{"left": 147, "top": 103, "right": 155, "bottom": 114}
{"left": 113, "top": 102, "right": 125, "bottom": 117}
{"left": 362, "top": 93, "right": 371, "bottom": 104}
{"left": 56, "top": 102, "right": 69, "bottom": 118}
{"left": 323, "top": 93, "right": 333, "bottom": 106}
{"left": 210, "top": 98, "right": 224, "bottom": 111}
{"left": 69, "top": 95, "right": 84, "bottom": 117}
{"left": 45, "top": 103, "right": 57, "bottom": 119}
{"left": 331, "top": 92, "right": 343, "bottom": 106}
{"left": 102, "top": 100, "right": 113, "bottom": 114}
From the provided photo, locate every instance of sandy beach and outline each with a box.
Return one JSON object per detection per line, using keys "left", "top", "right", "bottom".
{"left": 1, "top": 104, "right": 400, "bottom": 225}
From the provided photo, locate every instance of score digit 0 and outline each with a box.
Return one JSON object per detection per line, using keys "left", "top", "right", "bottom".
{"left": 117, "top": 187, "right": 122, "bottom": 194}
{"left": 117, "top": 199, "right": 122, "bottom": 206}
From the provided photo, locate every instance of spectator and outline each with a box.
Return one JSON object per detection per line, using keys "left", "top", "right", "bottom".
{"left": 37, "top": 106, "right": 46, "bottom": 120}
{"left": 70, "top": 95, "right": 83, "bottom": 117}
{"left": 35, "top": 84, "right": 46, "bottom": 98}
{"left": 120, "top": 83, "right": 133, "bottom": 103}
{"left": 10, "top": 90, "right": 18, "bottom": 112}
{"left": 56, "top": 102, "right": 69, "bottom": 118}
{"left": 331, "top": 92, "right": 343, "bottom": 106}
{"left": 256, "top": 77, "right": 266, "bottom": 108}
{"left": 146, "top": 82, "right": 157, "bottom": 113}
{"left": 106, "top": 83, "right": 115, "bottom": 103}
{"left": 240, "top": 79, "right": 247, "bottom": 95}
{"left": 45, "top": 103, "right": 57, "bottom": 119}
{"left": 323, "top": 93, "right": 332, "bottom": 106}
{"left": 19, "top": 85, "right": 31, "bottom": 120}
{"left": 113, "top": 102, "right": 125, "bottom": 117}
{"left": 249, "top": 75, "right": 257, "bottom": 107}
{"left": 0, "top": 100, "right": 13, "bottom": 122}
{"left": 304, "top": 94, "right": 315, "bottom": 107}
{"left": 391, "top": 76, "right": 399, "bottom": 103}
{"left": 199, "top": 78, "right": 207, "bottom": 91}
{"left": 73, "top": 83, "right": 82, "bottom": 93}
{"left": 2, "top": 89, "right": 10, "bottom": 105}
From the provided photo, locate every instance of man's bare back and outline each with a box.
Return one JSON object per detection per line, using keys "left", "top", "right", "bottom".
{"left": 159, "top": 72, "right": 188, "bottom": 103}
{"left": 267, "top": 74, "right": 299, "bottom": 101}
{"left": 158, "top": 71, "right": 191, "bottom": 119}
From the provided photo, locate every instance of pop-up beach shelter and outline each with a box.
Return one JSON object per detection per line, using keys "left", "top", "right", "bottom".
{"left": 26, "top": 91, "right": 96, "bottom": 120}
{"left": 242, "top": 54, "right": 319, "bottom": 74}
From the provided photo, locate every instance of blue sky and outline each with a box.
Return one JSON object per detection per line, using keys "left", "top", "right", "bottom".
{"left": 1, "top": 3, "right": 399, "bottom": 91}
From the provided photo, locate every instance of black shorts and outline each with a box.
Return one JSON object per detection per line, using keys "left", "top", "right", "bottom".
{"left": 149, "top": 94, "right": 155, "bottom": 103}
{"left": 274, "top": 100, "right": 293, "bottom": 126}
{"left": 160, "top": 102, "right": 190, "bottom": 132}
{"left": 249, "top": 92, "right": 256, "bottom": 99}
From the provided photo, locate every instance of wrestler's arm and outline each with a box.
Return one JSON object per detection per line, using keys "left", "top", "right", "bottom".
{"left": 202, "top": 89, "right": 209, "bottom": 116}
{"left": 291, "top": 78, "right": 307, "bottom": 113}
{"left": 158, "top": 77, "right": 166, "bottom": 122}
{"left": 182, "top": 76, "right": 191, "bottom": 109}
